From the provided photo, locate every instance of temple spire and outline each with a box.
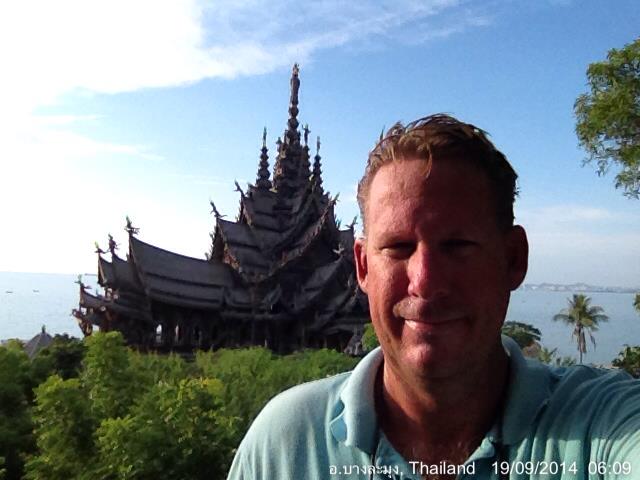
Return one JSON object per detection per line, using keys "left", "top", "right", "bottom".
{"left": 312, "top": 136, "right": 323, "bottom": 190}
{"left": 273, "top": 64, "right": 305, "bottom": 195}
{"left": 256, "top": 127, "right": 272, "bottom": 189}
{"left": 286, "top": 63, "right": 301, "bottom": 146}
{"left": 300, "top": 124, "right": 311, "bottom": 183}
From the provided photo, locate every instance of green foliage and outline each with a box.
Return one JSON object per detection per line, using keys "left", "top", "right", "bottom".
{"left": 361, "top": 323, "right": 380, "bottom": 351}
{"left": 195, "top": 347, "right": 358, "bottom": 438}
{"left": 553, "top": 294, "right": 609, "bottom": 364}
{"left": 4, "top": 330, "right": 359, "bottom": 479}
{"left": 612, "top": 345, "right": 640, "bottom": 378}
{"left": 196, "top": 348, "right": 280, "bottom": 428}
{"left": 501, "top": 321, "right": 542, "bottom": 348}
{"left": 81, "top": 331, "right": 137, "bottom": 420}
{"left": 128, "top": 350, "right": 193, "bottom": 390}
{"left": 30, "top": 335, "right": 86, "bottom": 384}
{"left": 284, "top": 348, "right": 359, "bottom": 383}
{"left": 574, "top": 38, "right": 640, "bottom": 198}
{"left": 24, "top": 376, "right": 95, "bottom": 480}
{"left": 96, "top": 378, "right": 236, "bottom": 480}
{"left": 536, "top": 347, "right": 577, "bottom": 367}
{"left": 0, "top": 343, "right": 35, "bottom": 480}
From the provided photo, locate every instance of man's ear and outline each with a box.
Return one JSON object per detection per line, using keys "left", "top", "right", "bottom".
{"left": 354, "top": 237, "right": 369, "bottom": 293}
{"left": 506, "top": 225, "right": 529, "bottom": 291}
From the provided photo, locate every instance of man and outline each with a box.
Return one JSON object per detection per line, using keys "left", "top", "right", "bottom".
{"left": 228, "top": 115, "right": 640, "bottom": 479}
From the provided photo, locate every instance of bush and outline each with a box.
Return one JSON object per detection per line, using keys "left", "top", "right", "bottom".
{"left": 24, "top": 376, "right": 95, "bottom": 480}
{"left": 0, "top": 343, "right": 35, "bottom": 480}
{"left": 361, "top": 323, "right": 380, "bottom": 351}
{"left": 612, "top": 345, "right": 640, "bottom": 378}
{"left": 30, "top": 335, "right": 86, "bottom": 383}
{"left": 96, "top": 378, "right": 237, "bottom": 480}
{"left": 15, "top": 330, "right": 360, "bottom": 478}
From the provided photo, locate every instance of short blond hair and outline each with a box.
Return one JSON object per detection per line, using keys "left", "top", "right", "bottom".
{"left": 357, "top": 114, "right": 518, "bottom": 234}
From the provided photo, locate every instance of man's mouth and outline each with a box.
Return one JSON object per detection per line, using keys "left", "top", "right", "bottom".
{"left": 393, "top": 297, "right": 468, "bottom": 331}
{"left": 404, "top": 317, "right": 466, "bottom": 334}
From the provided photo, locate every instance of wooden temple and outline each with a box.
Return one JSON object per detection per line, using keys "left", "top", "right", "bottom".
{"left": 73, "top": 65, "right": 369, "bottom": 354}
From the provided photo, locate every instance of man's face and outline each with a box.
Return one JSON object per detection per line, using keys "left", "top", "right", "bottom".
{"left": 354, "top": 158, "right": 528, "bottom": 382}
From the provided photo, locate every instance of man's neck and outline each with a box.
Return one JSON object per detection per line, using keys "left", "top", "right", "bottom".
{"left": 376, "top": 344, "right": 510, "bottom": 465}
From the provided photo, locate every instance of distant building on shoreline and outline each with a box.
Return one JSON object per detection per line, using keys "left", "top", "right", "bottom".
{"left": 73, "top": 65, "right": 369, "bottom": 355}
{"left": 24, "top": 325, "right": 54, "bottom": 358}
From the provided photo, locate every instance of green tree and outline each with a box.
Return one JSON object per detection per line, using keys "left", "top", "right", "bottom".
{"left": 361, "top": 323, "right": 380, "bottom": 351}
{"left": 501, "top": 321, "right": 542, "bottom": 348}
{"left": 196, "top": 348, "right": 285, "bottom": 435}
{"left": 574, "top": 37, "right": 640, "bottom": 198}
{"left": 282, "top": 349, "right": 359, "bottom": 386}
{"left": 30, "top": 334, "right": 86, "bottom": 384}
{"left": 553, "top": 294, "right": 609, "bottom": 364}
{"left": 195, "top": 347, "right": 358, "bottom": 441}
{"left": 81, "top": 331, "right": 137, "bottom": 420}
{"left": 612, "top": 345, "right": 640, "bottom": 378}
{"left": 536, "top": 347, "right": 577, "bottom": 367}
{"left": 24, "top": 376, "right": 95, "bottom": 480}
{"left": 128, "top": 350, "right": 192, "bottom": 389}
{"left": 95, "top": 378, "right": 236, "bottom": 480}
{"left": 0, "top": 343, "right": 35, "bottom": 480}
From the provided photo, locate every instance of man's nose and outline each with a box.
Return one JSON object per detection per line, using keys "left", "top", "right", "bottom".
{"left": 407, "top": 245, "right": 450, "bottom": 299}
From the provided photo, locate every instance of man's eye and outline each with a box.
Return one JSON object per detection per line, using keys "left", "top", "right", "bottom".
{"left": 443, "top": 239, "right": 477, "bottom": 251}
{"left": 382, "top": 243, "right": 415, "bottom": 257}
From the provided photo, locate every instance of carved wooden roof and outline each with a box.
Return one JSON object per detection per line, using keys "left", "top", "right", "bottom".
{"left": 75, "top": 65, "right": 368, "bottom": 351}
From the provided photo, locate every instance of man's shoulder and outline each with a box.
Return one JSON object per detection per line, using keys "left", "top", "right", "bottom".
{"left": 549, "top": 363, "right": 637, "bottom": 396}
{"left": 250, "top": 371, "right": 352, "bottom": 434}
{"left": 543, "top": 363, "right": 640, "bottom": 432}
{"left": 227, "top": 371, "right": 354, "bottom": 480}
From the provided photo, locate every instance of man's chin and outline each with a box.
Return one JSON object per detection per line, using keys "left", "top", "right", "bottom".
{"left": 400, "top": 341, "right": 463, "bottom": 379}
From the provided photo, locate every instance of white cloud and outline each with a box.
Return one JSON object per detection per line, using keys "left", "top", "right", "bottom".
{"left": 0, "top": 0, "right": 496, "bottom": 273}
{"left": 0, "top": 0, "right": 491, "bottom": 148}
{"left": 0, "top": 0, "right": 487, "bottom": 115}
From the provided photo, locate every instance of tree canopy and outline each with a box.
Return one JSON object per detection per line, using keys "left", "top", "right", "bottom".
{"left": 612, "top": 345, "right": 640, "bottom": 378}
{"left": 501, "top": 321, "right": 542, "bottom": 348}
{"left": 553, "top": 294, "right": 609, "bottom": 364}
{"left": 361, "top": 323, "right": 380, "bottom": 351}
{"left": 574, "top": 37, "right": 640, "bottom": 198}
{"left": 14, "top": 332, "right": 359, "bottom": 479}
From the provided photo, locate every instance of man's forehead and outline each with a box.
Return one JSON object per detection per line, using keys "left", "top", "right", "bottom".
{"left": 368, "top": 157, "right": 486, "bottom": 201}
{"left": 368, "top": 160, "right": 430, "bottom": 200}
{"left": 363, "top": 157, "right": 497, "bottom": 235}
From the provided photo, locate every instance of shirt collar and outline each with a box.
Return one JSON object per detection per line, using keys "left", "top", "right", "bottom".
{"left": 329, "top": 346, "right": 383, "bottom": 454}
{"left": 500, "top": 335, "right": 553, "bottom": 445}
{"left": 329, "top": 336, "right": 553, "bottom": 452}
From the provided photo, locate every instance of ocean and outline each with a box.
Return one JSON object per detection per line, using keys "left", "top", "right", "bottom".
{"left": 0, "top": 271, "right": 638, "bottom": 365}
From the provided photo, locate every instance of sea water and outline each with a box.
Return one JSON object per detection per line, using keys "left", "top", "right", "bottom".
{"left": 0, "top": 272, "right": 638, "bottom": 365}
{"left": 0, "top": 271, "right": 91, "bottom": 341}
{"left": 507, "top": 289, "right": 640, "bottom": 365}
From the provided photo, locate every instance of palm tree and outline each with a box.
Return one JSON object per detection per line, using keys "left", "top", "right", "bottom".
{"left": 502, "top": 321, "right": 542, "bottom": 348}
{"left": 553, "top": 294, "right": 609, "bottom": 364}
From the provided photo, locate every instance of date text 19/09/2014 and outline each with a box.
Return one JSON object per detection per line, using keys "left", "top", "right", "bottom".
{"left": 328, "top": 461, "right": 632, "bottom": 477}
{"left": 493, "top": 461, "right": 632, "bottom": 476}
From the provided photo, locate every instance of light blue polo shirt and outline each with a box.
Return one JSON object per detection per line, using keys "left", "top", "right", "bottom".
{"left": 227, "top": 337, "right": 640, "bottom": 479}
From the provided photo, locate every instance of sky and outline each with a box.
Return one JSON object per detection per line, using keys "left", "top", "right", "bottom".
{"left": 0, "top": 0, "right": 638, "bottom": 288}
